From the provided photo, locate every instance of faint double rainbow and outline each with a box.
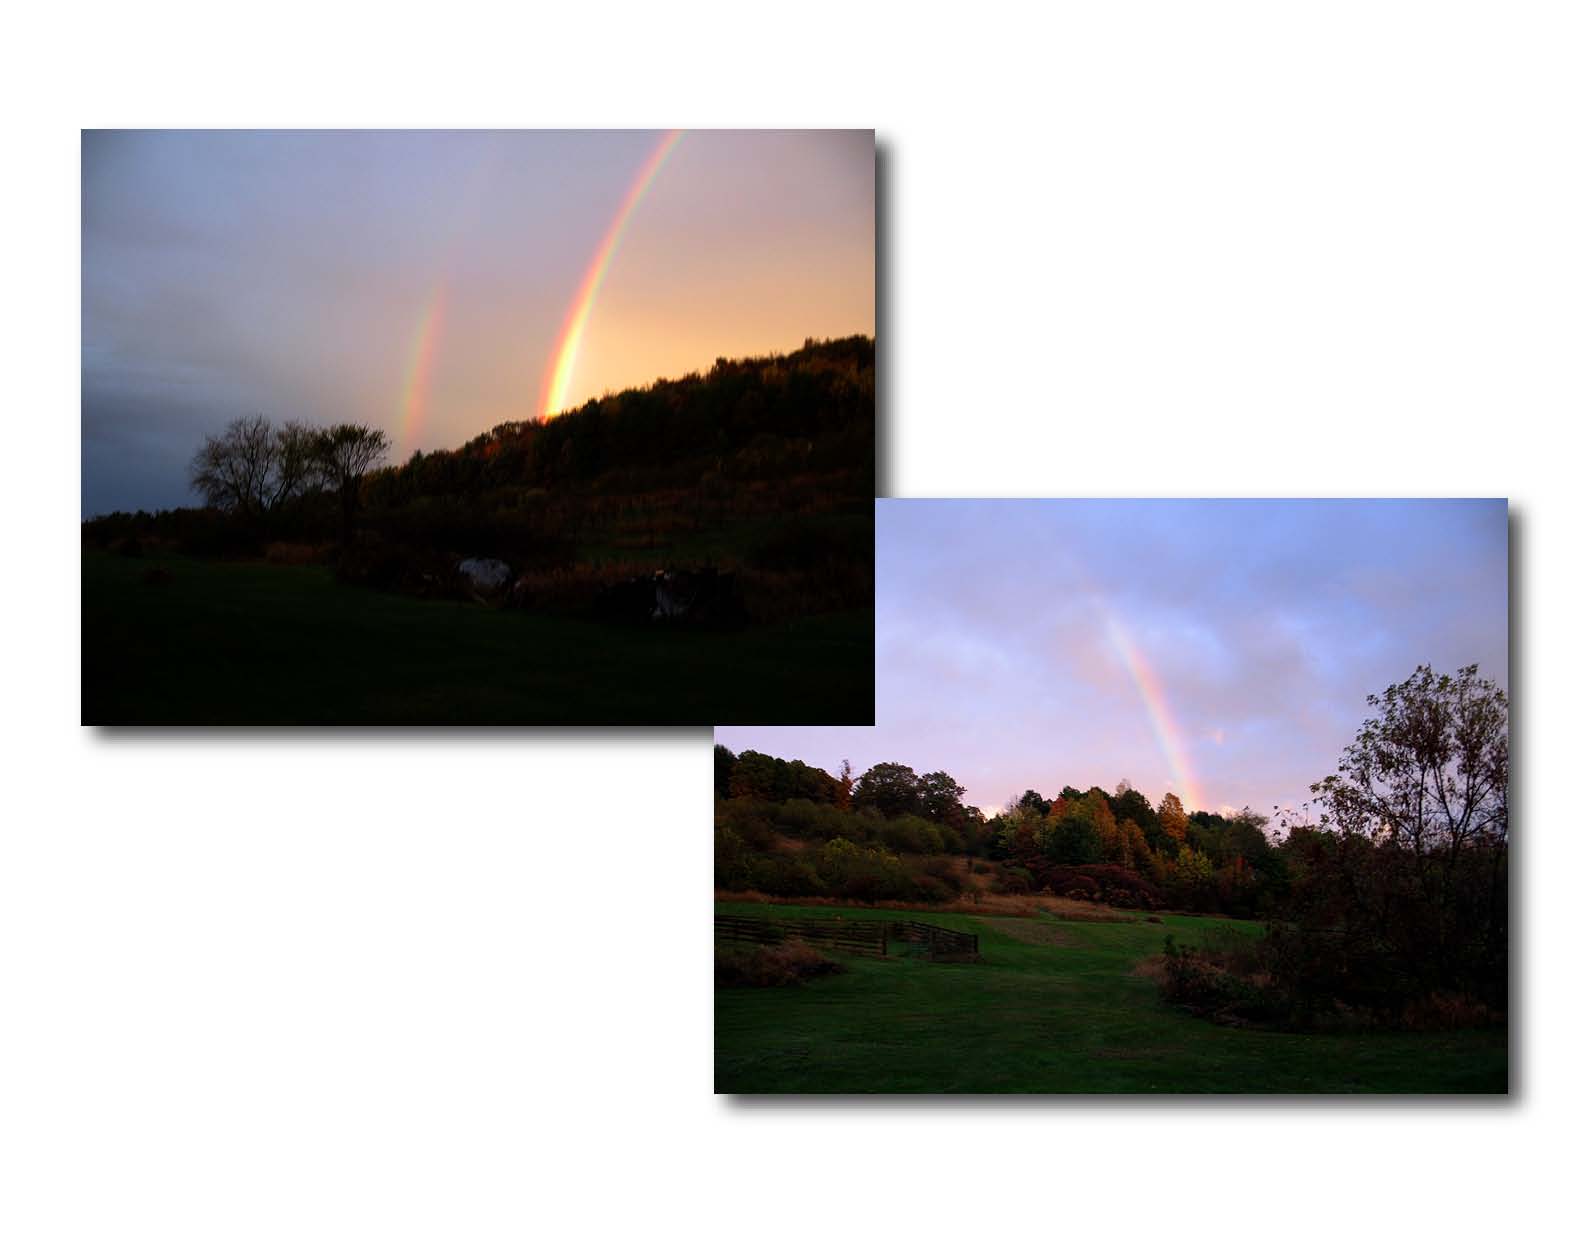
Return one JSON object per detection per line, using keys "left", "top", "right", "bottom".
{"left": 396, "top": 131, "right": 683, "bottom": 452}
{"left": 398, "top": 288, "right": 448, "bottom": 453}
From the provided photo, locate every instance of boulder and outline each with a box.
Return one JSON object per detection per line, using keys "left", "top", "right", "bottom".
{"left": 458, "top": 557, "right": 512, "bottom": 593}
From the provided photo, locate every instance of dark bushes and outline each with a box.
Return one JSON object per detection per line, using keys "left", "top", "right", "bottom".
{"left": 1011, "top": 860, "right": 1161, "bottom": 909}
{"left": 1159, "top": 934, "right": 1288, "bottom": 1026}
{"left": 715, "top": 939, "right": 844, "bottom": 988}
{"left": 332, "top": 538, "right": 465, "bottom": 600}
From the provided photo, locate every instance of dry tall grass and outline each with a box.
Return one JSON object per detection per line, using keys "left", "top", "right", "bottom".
{"left": 714, "top": 887, "right": 1136, "bottom": 923}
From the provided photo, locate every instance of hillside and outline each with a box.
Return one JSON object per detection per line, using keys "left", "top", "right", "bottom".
{"left": 81, "top": 339, "right": 875, "bottom": 725}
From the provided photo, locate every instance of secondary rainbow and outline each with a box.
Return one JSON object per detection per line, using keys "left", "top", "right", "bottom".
{"left": 538, "top": 130, "right": 684, "bottom": 421}
{"left": 398, "top": 287, "right": 448, "bottom": 454}
{"left": 1102, "top": 614, "right": 1204, "bottom": 811}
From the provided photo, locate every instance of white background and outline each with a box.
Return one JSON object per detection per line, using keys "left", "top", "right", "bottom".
{"left": 5, "top": 3, "right": 1593, "bottom": 1230}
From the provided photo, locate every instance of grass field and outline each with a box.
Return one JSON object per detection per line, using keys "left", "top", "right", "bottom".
{"left": 715, "top": 901, "right": 1508, "bottom": 1094}
{"left": 82, "top": 551, "right": 873, "bottom": 725}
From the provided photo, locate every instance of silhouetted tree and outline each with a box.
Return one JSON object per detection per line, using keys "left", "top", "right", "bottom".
{"left": 854, "top": 762, "right": 922, "bottom": 817}
{"left": 714, "top": 743, "right": 736, "bottom": 798}
{"left": 917, "top": 770, "right": 968, "bottom": 827}
{"left": 1017, "top": 789, "right": 1049, "bottom": 816}
{"left": 316, "top": 423, "right": 389, "bottom": 545}
{"left": 1313, "top": 664, "right": 1508, "bottom": 863}
{"left": 189, "top": 415, "right": 310, "bottom": 517}
{"left": 1271, "top": 665, "right": 1510, "bottom": 1017}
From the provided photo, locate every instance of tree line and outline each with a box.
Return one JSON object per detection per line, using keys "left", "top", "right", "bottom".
{"left": 83, "top": 337, "right": 875, "bottom": 621}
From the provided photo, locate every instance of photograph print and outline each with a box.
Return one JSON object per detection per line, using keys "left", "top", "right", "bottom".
{"left": 715, "top": 498, "right": 1509, "bottom": 1094}
{"left": 82, "top": 129, "right": 876, "bottom": 725}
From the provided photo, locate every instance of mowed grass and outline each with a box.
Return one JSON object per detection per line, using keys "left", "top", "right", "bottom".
{"left": 714, "top": 902, "right": 1508, "bottom": 1094}
{"left": 82, "top": 551, "right": 873, "bottom": 725}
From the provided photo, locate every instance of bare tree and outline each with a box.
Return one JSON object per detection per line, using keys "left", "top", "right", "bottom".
{"left": 189, "top": 415, "right": 326, "bottom": 517}
{"left": 188, "top": 415, "right": 278, "bottom": 515}
{"left": 271, "top": 420, "right": 325, "bottom": 508}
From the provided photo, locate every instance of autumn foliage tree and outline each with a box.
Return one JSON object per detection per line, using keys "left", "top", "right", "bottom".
{"left": 1275, "top": 665, "right": 1509, "bottom": 1017}
{"left": 834, "top": 759, "right": 855, "bottom": 811}
{"left": 1157, "top": 793, "right": 1189, "bottom": 847}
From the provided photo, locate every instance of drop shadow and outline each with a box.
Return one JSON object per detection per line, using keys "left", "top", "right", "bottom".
{"left": 875, "top": 134, "right": 894, "bottom": 498}
{"left": 94, "top": 725, "right": 709, "bottom": 745}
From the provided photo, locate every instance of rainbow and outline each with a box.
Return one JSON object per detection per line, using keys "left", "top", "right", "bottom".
{"left": 538, "top": 130, "right": 684, "bottom": 420}
{"left": 1102, "top": 614, "right": 1204, "bottom": 812}
{"left": 398, "top": 286, "right": 447, "bottom": 455}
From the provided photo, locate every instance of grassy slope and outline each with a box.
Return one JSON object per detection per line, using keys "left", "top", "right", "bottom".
{"left": 83, "top": 552, "right": 872, "bottom": 725}
{"left": 715, "top": 902, "right": 1507, "bottom": 1094}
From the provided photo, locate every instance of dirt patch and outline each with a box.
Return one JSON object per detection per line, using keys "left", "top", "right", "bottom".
{"left": 983, "top": 917, "right": 1086, "bottom": 948}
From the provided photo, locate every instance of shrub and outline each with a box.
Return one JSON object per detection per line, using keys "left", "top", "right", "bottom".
{"left": 772, "top": 798, "right": 823, "bottom": 837}
{"left": 815, "top": 838, "right": 923, "bottom": 902}
{"left": 1398, "top": 990, "right": 1497, "bottom": 1030}
{"left": 715, "top": 799, "right": 779, "bottom": 851}
{"left": 742, "top": 854, "right": 826, "bottom": 898}
{"left": 714, "top": 939, "right": 844, "bottom": 988}
{"left": 881, "top": 813, "right": 944, "bottom": 854}
{"left": 1047, "top": 870, "right": 1100, "bottom": 900}
{"left": 911, "top": 875, "right": 957, "bottom": 903}
{"left": 922, "top": 856, "right": 965, "bottom": 895}
{"left": 1159, "top": 935, "right": 1287, "bottom": 1026}
{"left": 333, "top": 538, "right": 462, "bottom": 599}
{"left": 1061, "top": 863, "right": 1161, "bottom": 909}
{"left": 263, "top": 540, "right": 323, "bottom": 566}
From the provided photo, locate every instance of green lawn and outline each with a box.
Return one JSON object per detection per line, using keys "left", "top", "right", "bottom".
{"left": 82, "top": 551, "right": 873, "bottom": 725}
{"left": 715, "top": 901, "right": 1508, "bottom": 1094}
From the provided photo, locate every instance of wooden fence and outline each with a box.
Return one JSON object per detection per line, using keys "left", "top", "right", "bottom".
{"left": 888, "top": 919, "right": 981, "bottom": 961}
{"left": 714, "top": 915, "right": 980, "bottom": 962}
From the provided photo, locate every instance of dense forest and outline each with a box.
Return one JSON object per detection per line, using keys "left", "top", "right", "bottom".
{"left": 83, "top": 336, "right": 874, "bottom": 625}
{"left": 715, "top": 747, "right": 1280, "bottom": 917}
{"left": 716, "top": 664, "right": 1508, "bottom": 1029}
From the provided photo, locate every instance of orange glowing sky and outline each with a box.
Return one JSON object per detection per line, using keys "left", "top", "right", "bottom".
{"left": 82, "top": 130, "right": 875, "bottom": 514}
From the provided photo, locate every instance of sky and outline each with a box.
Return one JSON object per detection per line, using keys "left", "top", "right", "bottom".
{"left": 81, "top": 130, "right": 875, "bottom": 516}
{"left": 718, "top": 499, "right": 1508, "bottom": 823}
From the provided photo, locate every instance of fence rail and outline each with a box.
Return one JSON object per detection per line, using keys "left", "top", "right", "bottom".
{"left": 714, "top": 915, "right": 980, "bottom": 962}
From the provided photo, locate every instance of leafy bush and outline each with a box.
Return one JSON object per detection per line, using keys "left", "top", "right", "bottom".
{"left": 1159, "top": 935, "right": 1287, "bottom": 1026}
{"left": 715, "top": 799, "right": 778, "bottom": 851}
{"left": 921, "top": 857, "right": 965, "bottom": 895}
{"left": 815, "top": 839, "right": 919, "bottom": 902}
{"left": 882, "top": 813, "right": 944, "bottom": 854}
{"left": 1046, "top": 870, "right": 1100, "bottom": 900}
{"left": 742, "top": 855, "right": 826, "bottom": 898}
{"left": 715, "top": 939, "right": 844, "bottom": 988}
